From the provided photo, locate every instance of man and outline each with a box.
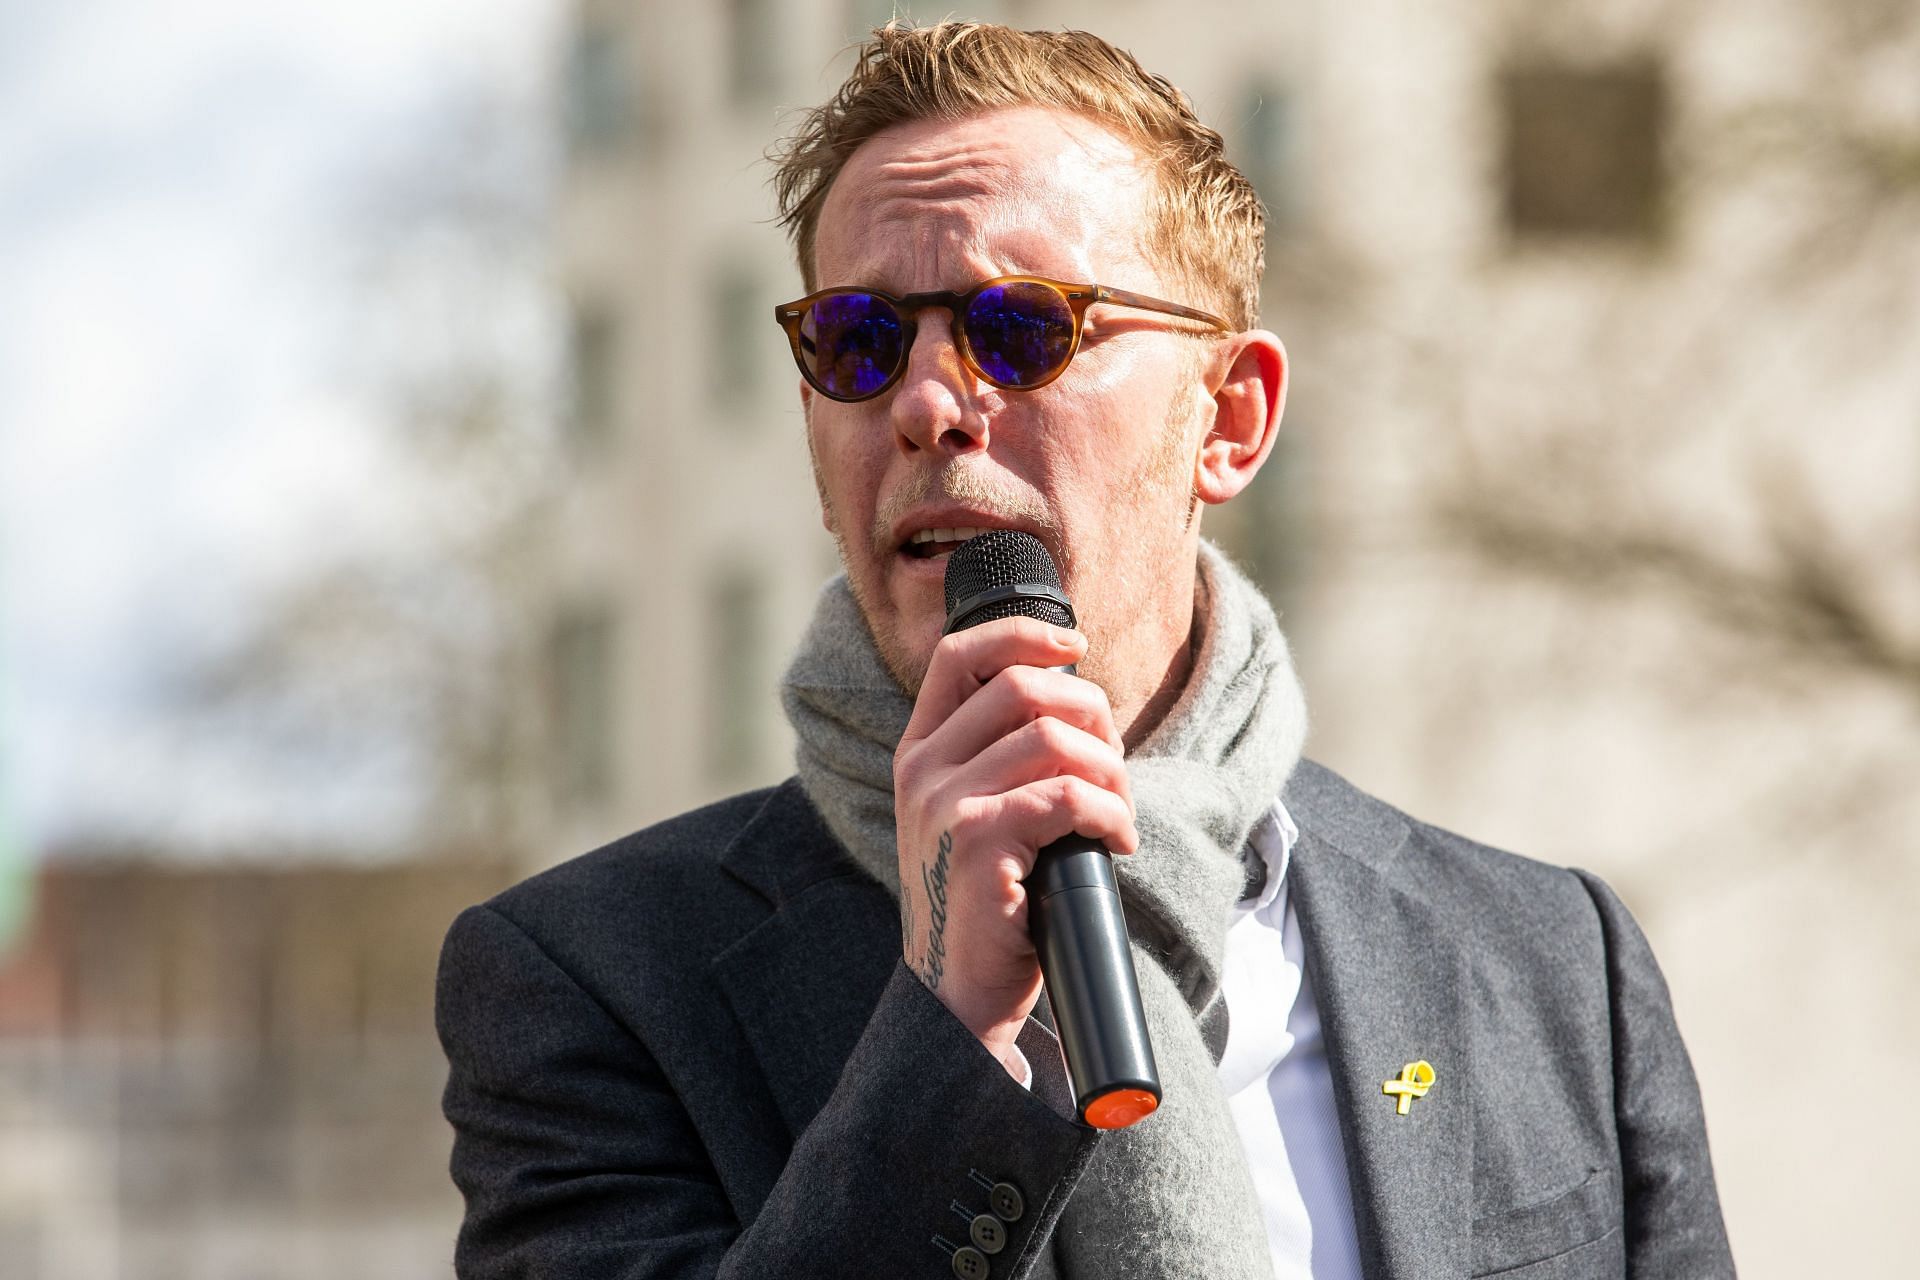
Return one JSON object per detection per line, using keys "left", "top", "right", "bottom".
{"left": 436, "top": 22, "right": 1734, "bottom": 1279}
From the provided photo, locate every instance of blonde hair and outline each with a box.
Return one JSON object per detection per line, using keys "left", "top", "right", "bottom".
{"left": 770, "top": 21, "right": 1265, "bottom": 330}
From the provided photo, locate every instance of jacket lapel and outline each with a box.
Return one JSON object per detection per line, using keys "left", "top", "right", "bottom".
{"left": 1285, "top": 766, "right": 1473, "bottom": 1279}
{"left": 708, "top": 769, "right": 1467, "bottom": 1280}
{"left": 710, "top": 782, "right": 902, "bottom": 1141}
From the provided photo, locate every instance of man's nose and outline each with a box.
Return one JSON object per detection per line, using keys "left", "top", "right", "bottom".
{"left": 889, "top": 309, "right": 989, "bottom": 456}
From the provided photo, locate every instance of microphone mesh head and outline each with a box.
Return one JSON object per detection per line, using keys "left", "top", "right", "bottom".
{"left": 943, "top": 530, "right": 1072, "bottom": 631}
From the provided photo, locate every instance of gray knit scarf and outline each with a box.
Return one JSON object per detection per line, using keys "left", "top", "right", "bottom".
{"left": 780, "top": 540, "right": 1308, "bottom": 1280}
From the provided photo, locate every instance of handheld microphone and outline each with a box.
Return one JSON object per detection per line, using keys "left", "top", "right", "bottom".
{"left": 943, "top": 530, "right": 1161, "bottom": 1130}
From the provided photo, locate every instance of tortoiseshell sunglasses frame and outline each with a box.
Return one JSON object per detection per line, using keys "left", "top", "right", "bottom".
{"left": 773, "top": 275, "right": 1233, "bottom": 402}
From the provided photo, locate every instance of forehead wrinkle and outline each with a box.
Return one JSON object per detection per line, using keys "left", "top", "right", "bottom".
{"left": 850, "top": 113, "right": 1142, "bottom": 228}
{"left": 864, "top": 155, "right": 1012, "bottom": 207}
{"left": 817, "top": 108, "right": 1161, "bottom": 289}
{"left": 840, "top": 198, "right": 1104, "bottom": 292}
{"left": 852, "top": 162, "right": 1111, "bottom": 286}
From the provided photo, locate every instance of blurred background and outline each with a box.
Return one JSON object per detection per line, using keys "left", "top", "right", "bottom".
{"left": 1, "top": 0, "right": 1914, "bottom": 1275}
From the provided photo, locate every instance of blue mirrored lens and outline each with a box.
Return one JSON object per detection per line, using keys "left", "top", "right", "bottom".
{"left": 802, "top": 293, "right": 904, "bottom": 398}
{"left": 965, "top": 283, "right": 1074, "bottom": 387}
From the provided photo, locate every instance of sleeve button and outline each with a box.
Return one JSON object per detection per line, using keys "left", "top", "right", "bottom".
{"left": 989, "top": 1182, "right": 1024, "bottom": 1222}
{"left": 969, "top": 1213, "right": 1007, "bottom": 1254}
{"left": 952, "top": 1245, "right": 989, "bottom": 1279}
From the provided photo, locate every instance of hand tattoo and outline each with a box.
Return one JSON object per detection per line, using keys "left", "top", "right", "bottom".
{"left": 921, "top": 830, "right": 952, "bottom": 990}
{"left": 900, "top": 878, "right": 917, "bottom": 955}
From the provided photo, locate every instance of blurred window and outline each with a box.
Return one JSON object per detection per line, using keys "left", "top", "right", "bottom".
{"left": 550, "top": 604, "right": 616, "bottom": 810}
{"left": 569, "top": 302, "right": 620, "bottom": 449}
{"left": 1239, "top": 79, "right": 1301, "bottom": 228}
{"left": 1501, "top": 61, "right": 1667, "bottom": 240}
{"left": 0, "top": 1213, "right": 39, "bottom": 1277}
{"left": 566, "top": 22, "right": 633, "bottom": 154}
{"left": 729, "top": 0, "right": 779, "bottom": 105}
{"left": 712, "top": 261, "right": 761, "bottom": 417}
{"left": 706, "top": 568, "right": 766, "bottom": 786}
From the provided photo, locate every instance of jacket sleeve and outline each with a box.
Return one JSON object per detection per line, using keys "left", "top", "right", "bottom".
{"left": 1572, "top": 871, "right": 1737, "bottom": 1277}
{"left": 436, "top": 902, "right": 1099, "bottom": 1279}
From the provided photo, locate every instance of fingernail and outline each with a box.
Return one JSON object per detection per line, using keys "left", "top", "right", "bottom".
{"left": 1052, "top": 626, "right": 1079, "bottom": 646}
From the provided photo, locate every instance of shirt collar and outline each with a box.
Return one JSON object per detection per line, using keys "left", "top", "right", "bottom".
{"left": 1239, "top": 797, "right": 1299, "bottom": 914}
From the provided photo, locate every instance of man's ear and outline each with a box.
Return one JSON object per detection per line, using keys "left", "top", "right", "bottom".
{"left": 1192, "top": 330, "right": 1286, "bottom": 506}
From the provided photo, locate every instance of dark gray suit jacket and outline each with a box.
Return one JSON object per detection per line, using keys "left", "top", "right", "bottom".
{"left": 435, "top": 760, "right": 1734, "bottom": 1278}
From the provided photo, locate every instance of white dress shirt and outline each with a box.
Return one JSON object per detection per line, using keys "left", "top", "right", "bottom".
{"left": 1219, "top": 800, "right": 1361, "bottom": 1278}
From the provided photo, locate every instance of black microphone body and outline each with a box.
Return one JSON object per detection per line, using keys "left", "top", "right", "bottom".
{"left": 942, "top": 531, "right": 1161, "bottom": 1129}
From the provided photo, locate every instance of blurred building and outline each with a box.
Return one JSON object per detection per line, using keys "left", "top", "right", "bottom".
{"left": 0, "top": 857, "right": 514, "bottom": 1280}
{"left": 536, "top": 2, "right": 1916, "bottom": 1276}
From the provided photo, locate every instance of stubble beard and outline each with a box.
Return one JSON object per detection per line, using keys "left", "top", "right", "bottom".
{"left": 807, "top": 382, "right": 1203, "bottom": 702}
{"left": 1072, "top": 386, "right": 1203, "bottom": 713}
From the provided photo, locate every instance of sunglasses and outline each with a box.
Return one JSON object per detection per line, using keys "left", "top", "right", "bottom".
{"left": 773, "top": 275, "right": 1233, "bottom": 403}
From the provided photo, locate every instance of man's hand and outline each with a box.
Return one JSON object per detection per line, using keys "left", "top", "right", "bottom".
{"left": 893, "top": 616, "right": 1138, "bottom": 1077}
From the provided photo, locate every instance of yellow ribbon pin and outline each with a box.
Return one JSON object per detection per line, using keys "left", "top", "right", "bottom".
{"left": 1383, "top": 1060, "right": 1435, "bottom": 1115}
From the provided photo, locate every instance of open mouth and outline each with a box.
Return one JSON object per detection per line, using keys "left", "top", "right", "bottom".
{"left": 902, "top": 527, "right": 988, "bottom": 560}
